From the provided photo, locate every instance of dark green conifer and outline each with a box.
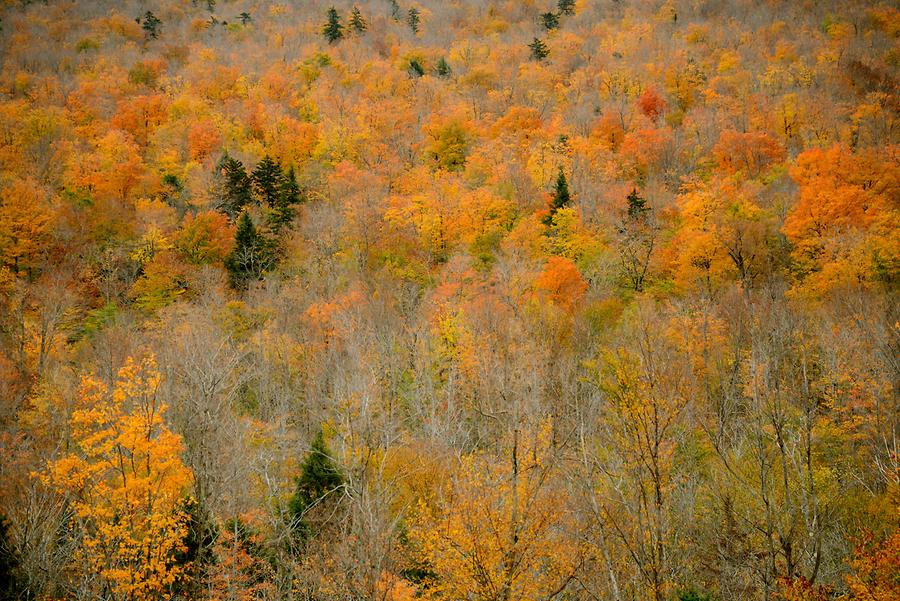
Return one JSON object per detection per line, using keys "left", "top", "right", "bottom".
{"left": 251, "top": 155, "right": 283, "bottom": 208}
{"left": 407, "top": 58, "right": 425, "bottom": 78}
{"left": 558, "top": 0, "right": 576, "bottom": 16}
{"left": 323, "top": 7, "right": 344, "bottom": 44}
{"left": 529, "top": 37, "right": 549, "bottom": 61}
{"left": 216, "top": 153, "right": 253, "bottom": 219}
{"left": 541, "top": 11, "right": 560, "bottom": 30}
{"left": 435, "top": 56, "right": 451, "bottom": 77}
{"left": 407, "top": 7, "right": 420, "bottom": 33}
{"left": 542, "top": 166, "right": 571, "bottom": 227}
{"left": 141, "top": 11, "right": 161, "bottom": 39}
{"left": 289, "top": 430, "right": 344, "bottom": 537}
{"left": 349, "top": 7, "right": 367, "bottom": 33}
{"left": 224, "top": 212, "right": 272, "bottom": 289}
{"left": 270, "top": 166, "right": 301, "bottom": 229}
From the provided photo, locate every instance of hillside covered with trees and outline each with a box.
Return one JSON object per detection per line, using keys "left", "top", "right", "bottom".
{"left": 0, "top": 0, "right": 897, "bottom": 599}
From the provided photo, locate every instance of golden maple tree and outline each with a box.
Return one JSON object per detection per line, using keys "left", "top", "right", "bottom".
{"left": 40, "top": 356, "right": 192, "bottom": 600}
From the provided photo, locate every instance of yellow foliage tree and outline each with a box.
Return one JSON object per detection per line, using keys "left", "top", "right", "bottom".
{"left": 41, "top": 356, "right": 192, "bottom": 600}
{"left": 409, "top": 420, "right": 584, "bottom": 601}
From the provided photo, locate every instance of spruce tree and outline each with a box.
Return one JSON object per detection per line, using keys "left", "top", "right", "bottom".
{"left": 239, "top": 12, "right": 252, "bottom": 25}
{"left": 390, "top": 0, "right": 401, "bottom": 21}
{"left": 141, "top": 11, "right": 161, "bottom": 39}
{"left": 542, "top": 166, "right": 571, "bottom": 227}
{"left": 224, "top": 212, "right": 272, "bottom": 289}
{"left": 435, "top": 56, "right": 451, "bottom": 77}
{"left": 558, "top": 0, "right": 576, "bottom": 16}
{"left": 407, "top": 58, "right": 425, "bottom": 78}
{"left": 541, "top": 11, "right": 560, "bottom": 31}
{"left": 529, "top": 37, "right": 549, "bottom": 61}
{"left": 323, "top": 7, "right": 344, "bottom": 44}
{"left": 349, "top": 7, "right": 367, "bottom": 33}
{"left": 626, "top": 188, "right": 648, "bottom": 219}
{"left": 289, "top": 429, "right": 344, "bottom": 537}
{"left": 251, "top": 155, "right": 283, "bottom": 209}
{"left": 270, "top": 166, "right": 301, "bottom": 230}
{"left": 216, "top": 153, "right": 253, "bottom": 219}
{"left": 407, "top": 7, "right": 420, "bottom": 33}
{"left": 0, "top": 515, "right": 22, "bottom": 599}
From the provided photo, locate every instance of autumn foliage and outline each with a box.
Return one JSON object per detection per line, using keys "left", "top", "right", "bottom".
{"left": 0, "top": 0, "right": 897, "bottom": 599}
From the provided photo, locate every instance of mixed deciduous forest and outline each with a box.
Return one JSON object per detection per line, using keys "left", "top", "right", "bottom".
{"left": 0, "top": 0, "right": 897, "bottom": 599}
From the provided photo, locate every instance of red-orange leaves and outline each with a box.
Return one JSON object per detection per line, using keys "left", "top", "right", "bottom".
{"left": 712, "top": 129, "right": 786, "bottom": 177}
{"left": 535, "top": 256, "right": 588, "bottom": 310}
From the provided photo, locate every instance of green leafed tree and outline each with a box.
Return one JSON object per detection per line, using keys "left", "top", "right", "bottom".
{"left": 349, "top": 7, "right": 367, "bottom": 33}
{"left": 269, "top": 166, "right": 302, "bottom": 230}
{"left": 216, "top": 153, "right": 253, "bottom": 220}
{"left": 558, "top": 0, "right": 576, "bottom": 16}
{"left": 541, "top": 11, "right": 560, "bottom": 31}
{"left": 141, "top": 11, "right": 161, "bottom": 39}
{"left": 407, "top": 58, "right": 425, "bottom": 78}
{"left": 436, "top": 56, "right": 451, "bottom": 77}
{"left": 542, "top": 167, "right": 572, "bottom": 227}
{"left": 224, "top": 212, "right": 274, "bottom": 289}
{"left": 323, "top": 7, "right": 344, "bottom": 44}
{"left": 251, "top": 155, "right": 283, "bottom": 209}
{"left": 529, "top": 37, "right": 549, "bottom": 61}
{"left": 407, "top": 7, "right": 420, "bottom": 33}
{"left": 288, "top": 430, "right": 345, "bottom": 538}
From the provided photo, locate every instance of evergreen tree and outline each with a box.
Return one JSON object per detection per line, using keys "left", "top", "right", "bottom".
{"left": 224, "top": 212, "right": 272, "bottom": 289}
{"left": 141, "top": 11, "right": 161, "bottom": 39}
{"left": 435, "top": 56, "right": 452, "bottom": 77}
{"left": 239, "top": 12, "right": 252, "bottom": 25}
{"left": 558, "top": 0, "right": 576, "bottom": 16}
{"left": 251, "top": 155, "right": 283, "bottom": 208}
{"left": 407, "top": 58, "right": 425, "bottom": 78}
{"left": 270, "top": 166, "right": 301, "bottom": 230}
{"left": 541, "top": 11, "right": 560, "bottom": 31}
{"left": 216, "top": 153, "right": 253, "bottom": 219}
{"left": 542, "top": 166, "right": 571, "bottom": 227}
{"left": 529, "top": 37, "right": 549, "bottom": 61}
{"left": 390, "top": 0, "right": 402, "bottom": 21}
{"left": 322, "top": 7, "right": 344, "bottom": 44}
{"left": 407, "top": 7, "right": 420, "bottom": 33}
{"left": 0, "top": 515, "right": 22, "bottom": 600}
{"left": 349, "top": 6, "right": 367, "bottom": 33}
{"left": 626, "top": 187, "right": 648, "bottom": 220}
{"left": 289, "top": 429, "right": 344, "bottom": 537}
{"left": 172, "top": 498, "right": 217, "bottom": 598}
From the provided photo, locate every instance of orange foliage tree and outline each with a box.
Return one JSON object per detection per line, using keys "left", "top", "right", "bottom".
{"left": 40, "top": 356, "right": 192, "bottom": 600}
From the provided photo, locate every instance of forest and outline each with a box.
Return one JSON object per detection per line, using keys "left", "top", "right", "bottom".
{"left": 0, "top": 0, "right": 897, "bottom": 599}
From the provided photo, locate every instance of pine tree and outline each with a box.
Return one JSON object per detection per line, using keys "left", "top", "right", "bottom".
{"left": 626, "top": 187, "right": 649, "bottom": 220}
{"left": 251, "top": 155, "right": 283, "bottom": 208}
{"left": 407, "top": 58, "right": 425, "bottom": 78}
{"left": 270, "top": 166, "right": 301, "bottom": 230}
{"left": 172, "top": 498, "right": 217, "bottom": 598}
{"left": 390, "top": 0, "right": 402, "bottom": 21}
{"left": 436, "top": 56, "right": 452, "bottom": 77}
{"left": 224, "top": 212, "right": 272, "bottom": 289}
{"left": 349, "top": 6, "right": 367, "bottom": 33}
{"left": 407, "top": 7, "right": 420, "bottom": 33}
{"left": 0, "top": 515, "right": 22, "bottom": 600}
{"left": 289, "top": 429, "right": 344, "bottom": 537}
{"left": 558, "top": 0, "right": 576, "bottom": 16}
{"left": 141, "top": 11, "right": 161, "bottom": 39}
{"left": 529, "top": 37, "right": 549, "bottom": 61}
{"left": 541, "top": 11, "right": 560, "bottom": 31}
{"left": 216, "top": 153, "right": 253, "bottom": 219}
{"left": 323, "top": 7, "right": 344, "bottom": 44}
{"left": 542, "top": 167, "right": 571, "bottom": 227}
{"left": 239, "top": 12, "right": 252, "bottom": 25}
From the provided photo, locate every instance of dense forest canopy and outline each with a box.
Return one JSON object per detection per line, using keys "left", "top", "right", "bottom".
{"left": 0, "top": 0, "right": 897, "bottom": 599}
